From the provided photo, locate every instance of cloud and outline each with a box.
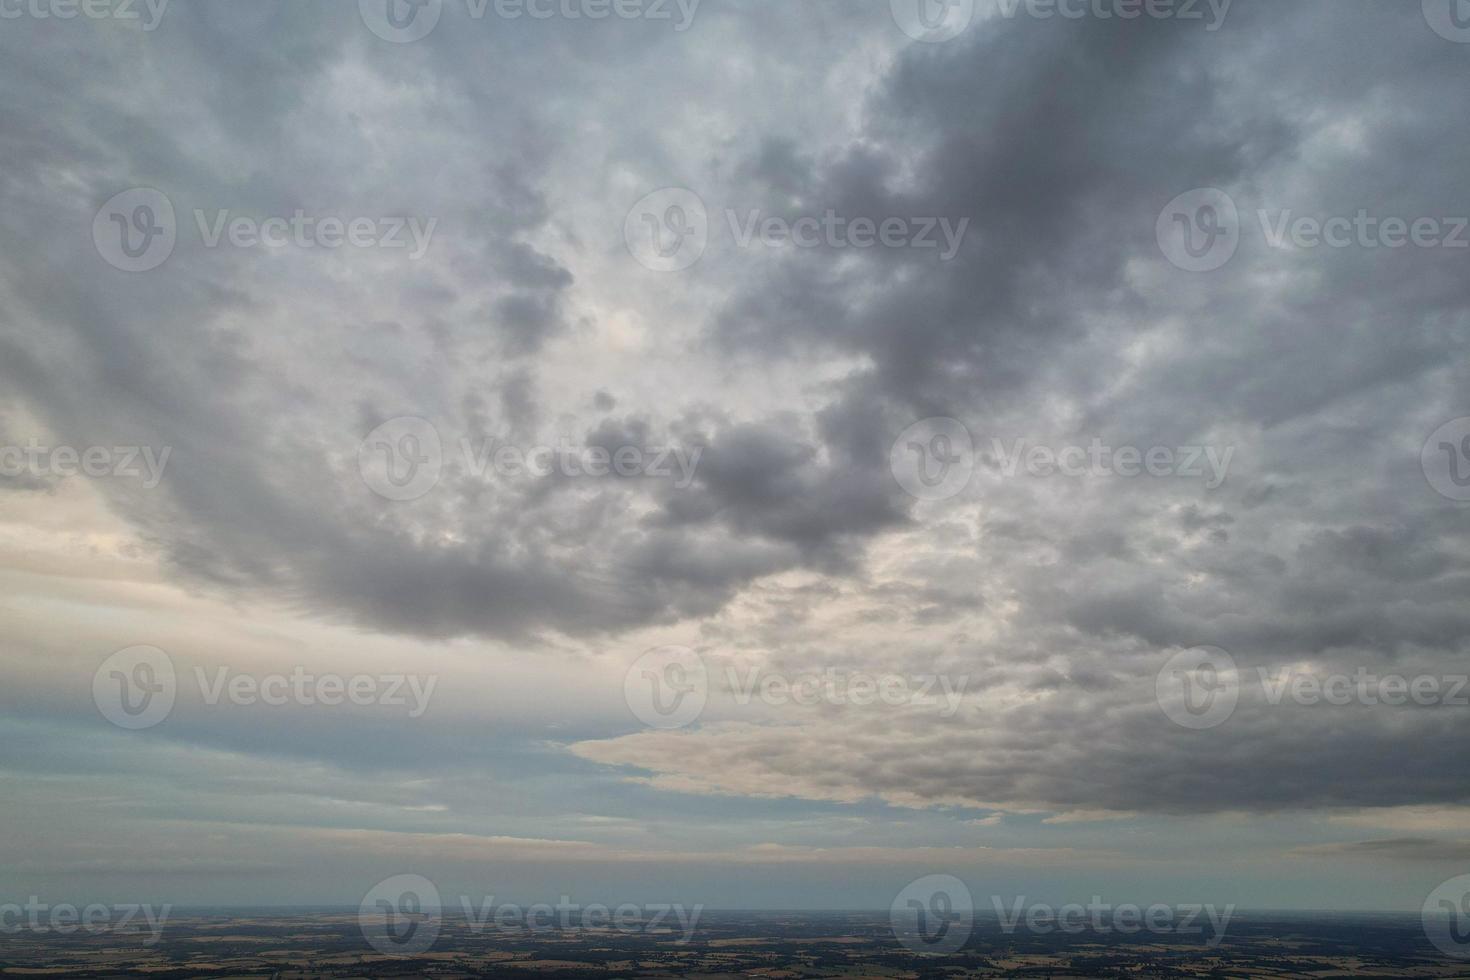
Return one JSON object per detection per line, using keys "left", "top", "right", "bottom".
{"left": 1294, "top": 839, "right": 1470, "bottom": 863}
{"left": 1, "top": 0, "right": 1469, "bottom": 905}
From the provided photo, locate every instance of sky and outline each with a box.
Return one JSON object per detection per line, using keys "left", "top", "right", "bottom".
{"left": 1, "top": 0, "right": 1469, "bottom": 915}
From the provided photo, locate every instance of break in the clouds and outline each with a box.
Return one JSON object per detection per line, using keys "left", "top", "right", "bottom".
{"left": 0, "top": 0, "right": 1468, "bottom": 908}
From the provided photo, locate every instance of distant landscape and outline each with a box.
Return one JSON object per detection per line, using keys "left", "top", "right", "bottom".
{"left": 4, "top": 909, "right": 1470, "bottom": 978}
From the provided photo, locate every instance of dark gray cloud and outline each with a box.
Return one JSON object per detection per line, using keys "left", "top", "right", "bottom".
{"left": 1, "top": 0, "right": 1468, "bottom": 833}
{"left": 1299, "top": 838, "right": 1470, "bottom": 862}
{"left": 572, "top": 1, "right": 1470, "bottom": 817}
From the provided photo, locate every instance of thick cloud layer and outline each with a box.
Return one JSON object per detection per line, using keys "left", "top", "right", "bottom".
{"left": 1, "top": 0, "right": 1468, "bottom": 901}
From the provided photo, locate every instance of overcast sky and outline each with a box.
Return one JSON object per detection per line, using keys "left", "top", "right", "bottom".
{"left": 1, "top": 0, "right": 1469, "bottom": 913}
